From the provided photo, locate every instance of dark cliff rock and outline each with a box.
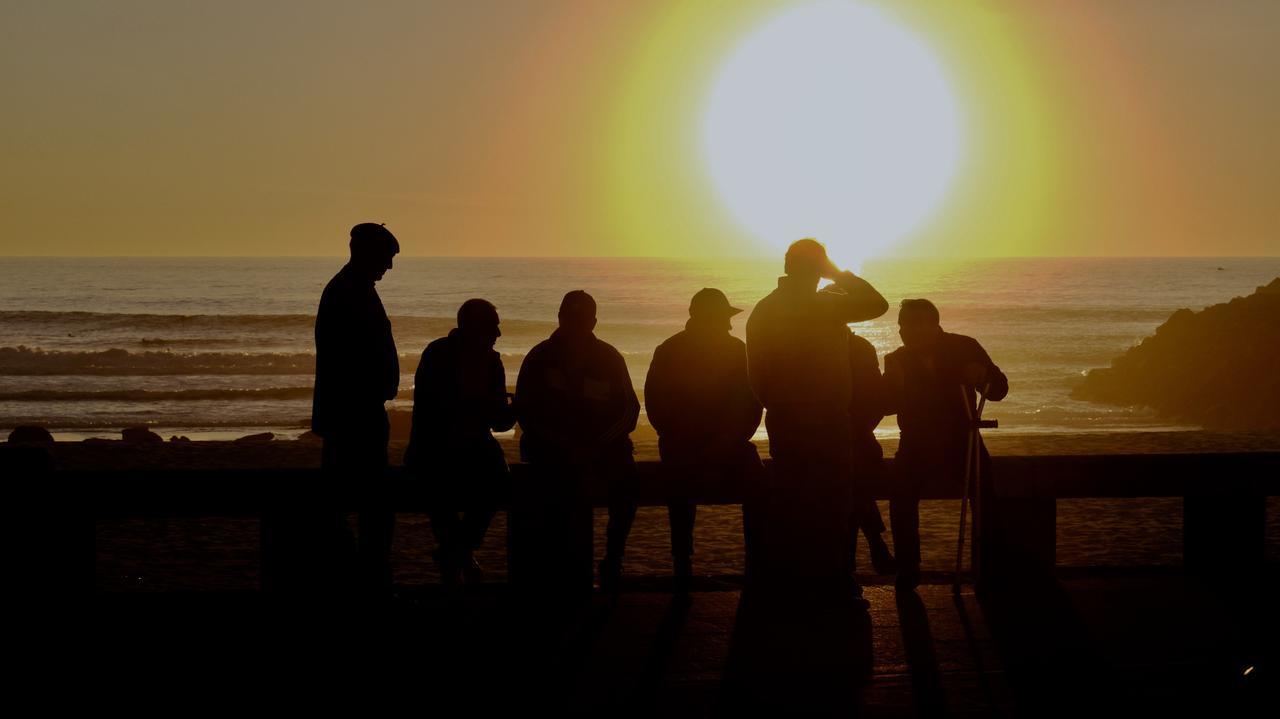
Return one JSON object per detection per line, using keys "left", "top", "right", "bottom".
{"left": 7, "top": 425, "right": 55, "bottom": 445}
{"left": 122, "top": 426, "right": 164, "bottom": 444}
{"left": 233, "top": 432, "right": 275, "bottom": 444}
{"left": 1072, "top": 277, "right": 1280, "bottom": 430}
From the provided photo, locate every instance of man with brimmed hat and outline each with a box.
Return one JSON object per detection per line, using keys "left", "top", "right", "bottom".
{"left": 745, "top": 238, "right": 889, "bottom": 600}
{"left": 514, "top": 290, "right": 641, "bottom": 594}
{"left": 305, "top": 222, "right": 400, "bottom": 595}
{"left": 644, "top": 288, "right": 764, "bottom": 592}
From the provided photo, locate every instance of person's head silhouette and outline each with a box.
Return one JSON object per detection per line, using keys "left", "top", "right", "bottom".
{"left": 898, "top": 298, "right": 942, "bottom": 350}
{"left": 558, "top": 290, "right": 597, "bottom": 338}
{"left": 349, "top": 223, "right": 399, "bottom": 282}
{"left": 457, "top": 298, "right": 501, "bottom": 349}
{"left": 688, "top": 287, "right": 742, "bottom": 332}
{"left": 783, "top": 238, "right": 837, "bottom": 286}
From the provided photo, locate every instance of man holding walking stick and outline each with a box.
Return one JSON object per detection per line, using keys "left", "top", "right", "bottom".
{"left": 883, "top": 299, "right": 1008, "bottom": 591}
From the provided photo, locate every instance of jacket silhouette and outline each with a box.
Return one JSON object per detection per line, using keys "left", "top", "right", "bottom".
{"left": 646, "top": 321, "right": 761, "bottom": 462}
{"left": 884, "top": 301, "right": 1008, "bottom": 589}
{"left": 297, "top": 222, "right": 399, "bottom": 596}
{"left": 644, "top": 289, "right": 763, "bottom": 586}
{"left": 312, "top": 264, "right": 399, "bottom": 441}
{"left": 517, "top": 330, "right": 639, "bottom": 465}
{"left": 885, "top": 331, "right": 1008, "bottom": 465}
{"left": 848, "top": 331, "right": 888, "bottom": 467}
{"left": 747, "top": 277, "right": 887, "bottom": 415}
{"left": 405, "top": 306, "right": 515, "bottom": 584}
{"left": 513, "top": 290, "right": 640, "bottom": 594}
{"left": 847, "top": 330, "right": 895, "bottom": 575}
{"left": 406, "top": 328, "right": 514, "bottom": 463}
{"left": 744, "top": 239, "right": 888, "bottom": 593}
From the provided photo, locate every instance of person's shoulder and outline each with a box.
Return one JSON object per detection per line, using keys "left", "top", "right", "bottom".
{"left": 848, "top": 332, "right": 875, "bottom": 353}
{"left": 713, "top": 332, "right": 747, "bottom": 353}
{"left": 750, "top": 288, "right": 781, "bottom": 310}
{"left": 523, "top": 338, "right": 559, "bottom": 365}
{"left": 746, "top": 290, "right": 781, "bottom": 328}
{"left": 320, "top": 266, "right": 360, "bottom": 303}
{"left": 423, "top": 335, "right": 453, "bottom": 355}
{"left": 943, "top": 331, "right": 984, "bottom": 352}
{"left": 884, "top": 346, "right": 906, "bottom": 363}
{"left": 322, "top": 264, "right": 353, "bottom": 291}
{"left": 318, "top": 270, "right": 343, "bottom": 299}
{"left": 593, "top": 335, "right": 626, "bottom": 360}
{"left": 652, "top": 331, "right": 679, "bottom": 357}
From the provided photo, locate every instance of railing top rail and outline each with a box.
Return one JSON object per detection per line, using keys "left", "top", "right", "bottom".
{"left": 30, "top": 451, "right": 1276, "bottom": 519}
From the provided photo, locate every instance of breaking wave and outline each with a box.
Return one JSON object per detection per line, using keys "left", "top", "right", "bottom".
{"left": 0, "top": 346, "right": 318, "bottom": 375}
{"left": 0, "top": 386, "right": 315, "bottom": 402}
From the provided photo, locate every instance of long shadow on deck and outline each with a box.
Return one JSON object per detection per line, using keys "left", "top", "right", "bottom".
{"left": 91, "top": 570, "right": 1278, "bottom": 714}
{"left": 717, "top": 589, "right": 873, "bottom": 713}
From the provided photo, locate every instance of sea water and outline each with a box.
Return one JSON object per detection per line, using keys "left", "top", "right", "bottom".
{"left": 3, "top": 256, "right": 1277, "bottom": 439}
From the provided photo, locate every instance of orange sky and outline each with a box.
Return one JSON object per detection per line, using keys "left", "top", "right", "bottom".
{"left": 2, "top": 0, "right": 1276, "bottom": 257}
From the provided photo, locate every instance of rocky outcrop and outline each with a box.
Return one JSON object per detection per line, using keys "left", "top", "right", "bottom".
{"left": 1072, "top": 278, "right": 1280, "bottom": 430}
{"left": 121, "top": 426, "right": 164, "bottom": 444}
{"left": 234, "top": 432, "right": 275, "bottom": 444}
{"left": 7, "top": 425, "right": 54, "bottom": 444}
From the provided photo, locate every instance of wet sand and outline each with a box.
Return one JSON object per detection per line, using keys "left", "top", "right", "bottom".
{"left": 86, "top": 431, "right": 1280, "bottom": 591}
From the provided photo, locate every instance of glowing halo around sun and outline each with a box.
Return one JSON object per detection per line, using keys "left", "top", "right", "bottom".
{"left": 702, "top": 1, "right": 963, "bottom": 265}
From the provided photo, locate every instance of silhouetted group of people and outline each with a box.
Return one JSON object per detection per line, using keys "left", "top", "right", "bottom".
{"left": 307, "top": 223, "right": 1007, "bottom": 601}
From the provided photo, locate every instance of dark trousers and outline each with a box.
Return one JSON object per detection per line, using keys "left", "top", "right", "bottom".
{"left": 847, "top": 454, "right": 887, "bottom": 572}
{"left": 417, "top": 451, "right": 507, "bottom": 565}
{"left": 849, "top": 490, "right": 887, "bottom": 573}
{"left": 890, "top": 442, "right": 989, "bottom": 570}
{"left": 321, "top": 434, "right": 393, "bottom": 593}
{"left": 508, "top": 454, "right": 637, "bottom": 595}
{"left": 662, "top": 443, "right": 764, "bottom": 558}
{"left": 604, "top": 456, "right": 640, "bottom": 559}
{"left": 756, "top": 410, "right": 854, "bottom": 590}
{"left": 428, "top": 503, "right": 499, "bottom": 562}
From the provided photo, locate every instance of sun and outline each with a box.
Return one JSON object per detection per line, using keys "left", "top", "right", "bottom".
{"left": 702, "top": 0, "right": 963, "bottom": 266}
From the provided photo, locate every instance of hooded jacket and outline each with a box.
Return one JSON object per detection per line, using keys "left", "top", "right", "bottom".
{"left": 515, "top": 328, "right": 639, "bottom": 464}
{"left": 644, "top": 318, "right": 762, "bottom": 461}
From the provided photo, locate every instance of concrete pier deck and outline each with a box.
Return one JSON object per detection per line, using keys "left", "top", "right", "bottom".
{"left": 92, "top": 570, "right": 1276, "bottom": 715}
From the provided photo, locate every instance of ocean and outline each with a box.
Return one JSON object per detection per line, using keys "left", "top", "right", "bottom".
{"left": 4, "top": 256, "right": 1278, "bottom": 440}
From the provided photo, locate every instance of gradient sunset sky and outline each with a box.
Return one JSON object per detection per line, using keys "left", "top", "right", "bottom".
{"left": 3, "top": 0, "right": 1276, "bottom": 258}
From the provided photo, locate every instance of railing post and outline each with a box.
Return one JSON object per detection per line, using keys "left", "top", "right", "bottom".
{"left": 977, "top": 492, "right": 1056, "bottom": 590}
{"left": 507, "top": 465, "right": 594, "bottom": 598}
{"left": 1183, "top": 495, "right": 1265, "bottom": 572}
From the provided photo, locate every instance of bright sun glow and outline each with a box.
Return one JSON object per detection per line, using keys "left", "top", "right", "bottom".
{"left": 703, "top": 1, "right": 962, "bottom": 265}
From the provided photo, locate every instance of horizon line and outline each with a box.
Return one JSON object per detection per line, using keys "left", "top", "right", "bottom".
{"left": 2, "top": 254, "right": 1278, "bottom": 261}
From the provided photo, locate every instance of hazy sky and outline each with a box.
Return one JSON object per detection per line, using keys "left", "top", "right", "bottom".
{"left": 2, "top": 0, "right": 1276, "bottom": 257}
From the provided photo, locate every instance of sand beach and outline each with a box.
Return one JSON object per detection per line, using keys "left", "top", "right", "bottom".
{"left": 86, "top": 430, "right": 1280, "bottom": 591}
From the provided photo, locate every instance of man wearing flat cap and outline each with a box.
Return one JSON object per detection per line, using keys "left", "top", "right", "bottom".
{"left": 308, "top": 222, "right": 401, "bottom": 595}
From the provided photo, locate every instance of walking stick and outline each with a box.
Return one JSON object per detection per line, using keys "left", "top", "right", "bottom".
{"left": 953, "top": 381, "right": 997, "bottom": 594}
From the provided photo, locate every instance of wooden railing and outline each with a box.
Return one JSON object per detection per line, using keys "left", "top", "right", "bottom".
{"left": 22, "top": 448, "right": 1274, "bottom": 587}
